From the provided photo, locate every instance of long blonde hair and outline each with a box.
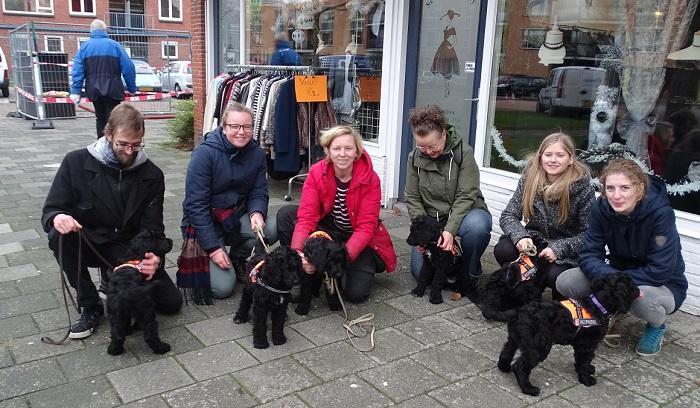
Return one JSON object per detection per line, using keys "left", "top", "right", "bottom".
{"left": 522, "top": 133, "right": 589, "bottom": 224}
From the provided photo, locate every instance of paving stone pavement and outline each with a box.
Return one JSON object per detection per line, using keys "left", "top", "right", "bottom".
{"left": 0, "top": 104, "right": 698, "bottom": 407}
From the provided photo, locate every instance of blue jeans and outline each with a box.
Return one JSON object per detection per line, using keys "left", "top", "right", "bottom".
{"left": 410, "top": 208, "right": 492, "bottom": 281}
{"left": 209, "top": 213, "right": 278, "bottom": 299}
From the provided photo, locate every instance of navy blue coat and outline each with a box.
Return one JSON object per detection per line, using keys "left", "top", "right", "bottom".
{"left": 182, "top": 127, "right": 269, "bottom": 253}
{"left": 71, "top": 30, "right": 136, "bottom": 99}
{"left": 579, "top": 176, "right": 687, "bottom": 310}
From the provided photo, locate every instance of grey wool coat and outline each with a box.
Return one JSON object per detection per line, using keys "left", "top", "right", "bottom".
{"left": 499, "top": 175, "right": 595, "bottom": 266}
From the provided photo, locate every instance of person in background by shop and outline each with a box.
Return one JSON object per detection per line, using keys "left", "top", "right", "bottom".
{"left": 276, "top": 125, "right": 397, "bottom": 304}
{"left": 179, "top": 102, "right": 277, "bottom": 303}
{"left": 648, "top": 121, "right": 674, "bottom": 175}
{"left": 404, "top": 104, "right": 492, "bottom": 302}
{"left": 70, "top": 19, "right": 136, "bottom": 139}
{"left": 270, "top": 32, "right": 302, "bottom": 66}
{"left": 495, "top": 133, "right": 594, "bottom": 299}
{"left": 556, "top": 159, "right": 687, "bottom": 356}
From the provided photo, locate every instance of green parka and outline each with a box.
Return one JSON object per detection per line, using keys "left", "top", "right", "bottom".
{"left": 404, "top": 127, "right": 489, "bottom": 235}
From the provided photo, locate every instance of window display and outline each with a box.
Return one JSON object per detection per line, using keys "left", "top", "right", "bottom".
{"left": 486, "top": 0, "right": 700, "bottom": 215}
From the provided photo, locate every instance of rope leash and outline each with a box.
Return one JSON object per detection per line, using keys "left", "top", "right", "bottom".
{"left": 331, "top": 277, "right": 376, "bottom": 352}
{"left": 41, "top": 231, "right": 114, "bottom": 345}
{"left": 252, "top": 225, "right": 271, "bottom": 255}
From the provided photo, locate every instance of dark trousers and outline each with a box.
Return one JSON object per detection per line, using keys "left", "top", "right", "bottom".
{"left": 493, "top": 234, "right": 571, "bottom": 298}
{"left": 48, "top": 229, "right": 182, "bottom": 314}
{"left": 93, "top": 97, "right": 121, "bottom": 139}
{"left": 276, "top": 205, "right": 382, "bottom": 303}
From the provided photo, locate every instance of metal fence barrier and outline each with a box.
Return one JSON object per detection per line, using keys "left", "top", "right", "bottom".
{"left": 8, "top": 21, "right": 191, "bottom": 120}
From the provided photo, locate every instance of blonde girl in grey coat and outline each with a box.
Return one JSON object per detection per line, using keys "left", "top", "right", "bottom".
{"left": 494, "top": 132, "right": 594, "bottom": 299}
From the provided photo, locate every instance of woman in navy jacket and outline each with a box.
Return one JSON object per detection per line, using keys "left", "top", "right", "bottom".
{"left": 556, "top": 159, "right": 687, "bottom": 356}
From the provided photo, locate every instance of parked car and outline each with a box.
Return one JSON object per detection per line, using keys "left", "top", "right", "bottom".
{"left": 158, "top": 60, "right": 192, "bottom": 93}
{"left": 536, "top": 66, "right": 606, "bottom": 115}
{"left": 0, "top": 46, "right": 9, "bottom": 97}
{"left": 131, "top": 59, "right": 163, "bottom": 93}
{"left": 497, "top": 74, "right": 546, "bottom": 98}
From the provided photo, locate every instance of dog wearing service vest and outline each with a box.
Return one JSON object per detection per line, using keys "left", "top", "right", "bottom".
{"left": 497, "top": 273, "right": 639, "bottom": 396}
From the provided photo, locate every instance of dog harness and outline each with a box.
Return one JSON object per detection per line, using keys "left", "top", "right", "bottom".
{"left": 560, "top": 298, "right": 600, "bottom": 328}
{"left": 248, "top": 259, "right": 291, "bottom": 305}
{"left": 505, "top": 254, "right": 537, "bottom": 286}
{"left": 113, "top": 260, "right": 142, "bottom": 273}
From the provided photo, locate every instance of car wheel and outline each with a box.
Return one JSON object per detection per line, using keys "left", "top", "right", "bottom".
{"left": 549, "top": 102, "right": 559, "bottom": 117}
{"left": 535, "top": 101, "right": 544, "bottom": 113}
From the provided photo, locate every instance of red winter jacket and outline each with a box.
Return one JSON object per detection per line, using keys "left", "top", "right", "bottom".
{"left": 291, "top": 152, "right": 398, "bottom": 272}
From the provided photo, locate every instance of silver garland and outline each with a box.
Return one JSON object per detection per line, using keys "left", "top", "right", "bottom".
{"left": 490, "top": 127, "right": 699, "bottom": 196}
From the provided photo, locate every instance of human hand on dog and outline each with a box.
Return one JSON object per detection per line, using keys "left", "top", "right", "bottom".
{"left": 139, "top": 252, "right": 160, "bottom": 280}
{"left": 416, "top": 245, "right": 426, "bottom": 254}
{"left": 516, "top": 238, "right": 534, "bottom": 253}
{"left": 209, "top": 248, "right": 232, "bottom": 270}
{"left": 437, "top": 231, "right": 454, "bottom": 252}
{"left": 299, "top": 253, "right": 317, "bottom": 275}
{"left": 53, "top": 213, "right": 83, "bottom": 234}
{"left": 538, "top": 247, "right": 557, "bottom": 263}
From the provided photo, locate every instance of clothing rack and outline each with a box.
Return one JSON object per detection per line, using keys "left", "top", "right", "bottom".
{"left": 226, "top": 64, "right": 318, "bottom": 201}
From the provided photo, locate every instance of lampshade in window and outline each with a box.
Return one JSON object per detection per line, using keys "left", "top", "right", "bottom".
{"left": 539, "top": 20, "right": 566, "bottom": 65}
{"left": 667, "top": 31, "right": 700, "bottom": 60}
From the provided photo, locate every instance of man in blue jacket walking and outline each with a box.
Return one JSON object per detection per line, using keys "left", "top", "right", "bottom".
{"left": 70, "top": 19, "right": 136, "bottom": 139}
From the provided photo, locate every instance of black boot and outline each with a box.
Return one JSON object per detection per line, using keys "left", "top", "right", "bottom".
{"left": 463, "top": 275, "right": 481, "bottom": 306}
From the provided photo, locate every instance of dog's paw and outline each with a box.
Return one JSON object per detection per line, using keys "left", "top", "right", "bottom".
{"left": 295, "top": 303, "right": 311, "bottom": 316}
{"left": 272, "top": 334, "right": 287, "bottom": 345}
{"left": 411, "top": 287, "right": 425, "bottom": 297}
{"left": 497, "top": 359, "right": 512, "bottom": 373}
{"left": 579, "top": 374, "right": 597, "bottom": 386}
{"left": 521, "top": 385, "right": 541, "bottom": 396}
{"left": 429, "top": 292, "right": 444, "bottom": 304}
{"left": 107, "top": 342, "right": 125, "bottom": 356}
{"left": 233, "top": 314, "right": 248, "bottom": 324}
{"left": 254, "top": 340, "right": 270, "bottom": 349}
{"left": 151, "top": 341, "right": 171, "bottom": 354}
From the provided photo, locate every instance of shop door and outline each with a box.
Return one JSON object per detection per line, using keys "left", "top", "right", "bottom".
{"left": 398, "top": 0, "right": 485, "bottom": 199}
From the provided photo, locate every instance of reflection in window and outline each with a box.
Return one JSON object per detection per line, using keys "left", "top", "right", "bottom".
{"left": 320, "top": 10, "right": 335, "bottom": 46}
{"left": 487, "top": 0, "right": 700, "bottom": 215}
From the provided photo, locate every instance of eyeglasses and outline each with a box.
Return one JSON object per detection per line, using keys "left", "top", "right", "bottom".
{"left": 112, "top": 139, "right": 145, "bottom": 151}
{"left": 224, "top": 123, "right": 253, "bottom": 133}
{"left": 416, "top": 143, "right": 440, "bottom": 152}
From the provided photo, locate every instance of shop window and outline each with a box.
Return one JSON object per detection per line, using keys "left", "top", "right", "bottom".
{"left": 3, "top": 0, "right": 53, "bottom": 15}
{"left": 251, "top": 14, "right": 263, "bottom": 46}
{"left": 161, "top": 41, "right": 178, "bottom": 60}
{"left": 485, "top": 0, "right": 700, "bottom": 215}
{"left": 44, "top": 35, "right": 63, "bottom": 53}
{"left": 159, "top": 0, "right": 182, "bottom": 21}
{"left": 69, "top": 0, "right": 94, "bottom": 15}
{"left": 320, "top": 10, "right": 334, "bottom": 46}
{"left": 521, "top": 28, "right": 546, "bottom": 49}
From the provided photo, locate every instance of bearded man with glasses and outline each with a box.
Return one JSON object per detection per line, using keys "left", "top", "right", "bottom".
{"left": 41, "top": 104, "right": 182, "bottom": 339}
{"left": 179, "top": 102, "right": 277, "bottom": 302}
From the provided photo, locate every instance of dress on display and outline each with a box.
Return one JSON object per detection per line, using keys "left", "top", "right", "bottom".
{"left": 431, "top": 26, "right": 460, "bottom": 79}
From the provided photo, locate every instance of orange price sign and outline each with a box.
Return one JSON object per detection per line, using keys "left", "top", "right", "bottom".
{"left": 294, "top": 75, "right": 328, "bottom": 103}
{"left": 358, "top": 76, "right": 381, "bottom": 102}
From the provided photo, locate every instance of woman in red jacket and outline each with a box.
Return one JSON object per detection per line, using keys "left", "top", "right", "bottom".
{"left": 277, "top": 125, "right": 397, "bottom": 303}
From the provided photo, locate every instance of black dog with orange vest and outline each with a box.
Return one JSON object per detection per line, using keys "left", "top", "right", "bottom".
{"left": 498, "top": 273, "right": 640, "bottom": 396}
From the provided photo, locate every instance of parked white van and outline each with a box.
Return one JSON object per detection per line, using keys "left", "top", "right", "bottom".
{"left": 0, "top": 46, "right": 9, "bottom": 97}
{"left": 536, "top": 66, "right": 606, "bottom": 116}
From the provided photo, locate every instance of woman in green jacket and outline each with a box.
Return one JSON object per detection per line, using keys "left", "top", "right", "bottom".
{"left": 404, "top": 105, "right": 492, "bottom": 299}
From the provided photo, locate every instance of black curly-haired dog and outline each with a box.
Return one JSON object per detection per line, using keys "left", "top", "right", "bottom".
{"left": 407, "top": 215, "right": 467, "bottom": 304}
{"left": 294, "top": 236, "right": 348, "bottom": 316}
{"left": 498, "top": 273, "right": 640, "bottom": 396}
{"left": 106, "top": 231, "right": 173, "bottom": 356}
{"left": 233, "top": 245, "right": 301, "bottom": 349}
{"left": 481, "top": 238, "right": 549, "bottom": 322}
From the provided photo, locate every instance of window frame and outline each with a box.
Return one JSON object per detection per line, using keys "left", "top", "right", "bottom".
{"left": 68, "top": 0, "right": 95, "bottom": 17}
{"left": 3, "top": 0, "right": 54, "bottom": 15}
{"left": 320, "top": 9, "right": 334, "bottom": 46}
{"left": 44, "top": 35, "right": 64, "bottom": 53}
{"left": 161, "top": 41, "right": 178, "bottom": 60}
{"left": 521, "top": 28, "right": 546, "bottom": 49}
{"left": 158, "top": 0, "right": 183, "bottom": 22}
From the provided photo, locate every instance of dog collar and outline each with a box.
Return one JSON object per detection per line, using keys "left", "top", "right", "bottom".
{"left": 308, "top": 230, "right": 333, "bottom": 241}
{"left": 114, "top": 260, "right": 141, "bottom": 272}
{"left": 561, "top": 299, "right": 600, "bottom": 328}
{"left": 256, "top": 277, "right": 292, "bottom": 294}
{"left": 588, "top": 294, "right": 610, "bottom": 317}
